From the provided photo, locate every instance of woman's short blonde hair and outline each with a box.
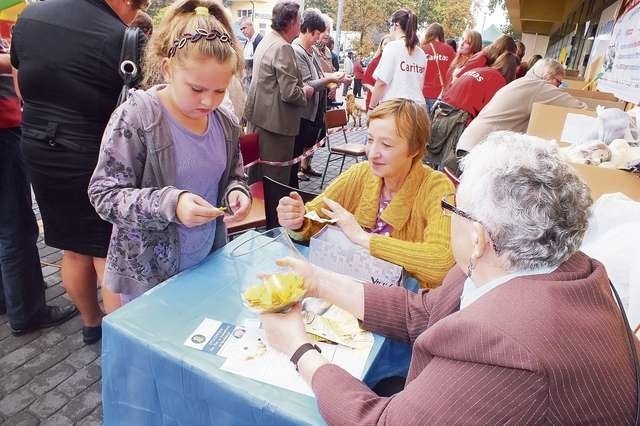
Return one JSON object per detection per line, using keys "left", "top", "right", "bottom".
{"left": 368, "top": 99, "right": 430, "bottom": 162}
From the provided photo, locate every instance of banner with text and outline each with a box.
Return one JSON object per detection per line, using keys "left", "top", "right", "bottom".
{"left": 598, "top": 0, "right": 640, "bottom": 103}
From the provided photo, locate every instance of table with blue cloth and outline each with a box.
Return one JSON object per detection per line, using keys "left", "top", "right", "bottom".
{"left": 102, "top": 230, "right": 412, "bottom": 425}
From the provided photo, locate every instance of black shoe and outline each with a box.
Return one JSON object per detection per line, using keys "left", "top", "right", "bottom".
{"left": 297, "top": 172, "right": 310, "bottom": 181}
{"left": 10, "top": 304, "right": 79, "bottom": 336}
{"left": 82, "top": 325, "right": 102, "bottom": 345}
{"left": 301, "top": 167, "right": 322, "bottom": 177}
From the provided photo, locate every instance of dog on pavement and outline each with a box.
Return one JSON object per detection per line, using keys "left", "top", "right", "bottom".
{"left": 345, "top": 93, "right": 364, "bottom": 127}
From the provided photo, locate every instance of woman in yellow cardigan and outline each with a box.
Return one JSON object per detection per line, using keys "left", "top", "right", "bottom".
{"left": 277, "top": 99, "right": 454, "bottom": 288}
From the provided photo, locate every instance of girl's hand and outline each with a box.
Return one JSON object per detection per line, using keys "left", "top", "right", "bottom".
{"left": 261, "top": 304, "right": 309, "bottom": 357}
{"left": 176, "top": 192, "right": 224, "bottom": 227}
{"left": 321, "top": 198, "right": 371, "bottom": 248}
{"left": 277, "top": 191, "right": 305, "bottom": 231}
{"left": 223, "top": 190, "right": 251, "bottom": 223}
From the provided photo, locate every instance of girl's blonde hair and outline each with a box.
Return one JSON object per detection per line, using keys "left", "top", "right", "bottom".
{"left": 142, "top": 0, "right": 243, "bottom": 87}
{"left": 368, "top": 99, "right": 430, "bottom": 163}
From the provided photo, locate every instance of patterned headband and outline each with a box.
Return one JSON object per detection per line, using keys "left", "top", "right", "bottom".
{"left": 168, "top": 28, "right": 232, "bottom": 58}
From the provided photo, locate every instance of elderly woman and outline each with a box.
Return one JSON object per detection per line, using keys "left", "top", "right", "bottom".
{"left": 278, "top": 99, "right": 454, "bottom": 289}
{"left": 10, "top": 0, "right": 148, "bottom": 344}
{"left": 244, "top": 1, "right": 313, "bottom": 184}
{"left": 457, "top": 58, "right": 587, "bottom": 154}
{"left": 290, "top": 9, "right": 346, "bottom": 187}
{"left": 263, "top": 132, "right": 638, "bottom": 424}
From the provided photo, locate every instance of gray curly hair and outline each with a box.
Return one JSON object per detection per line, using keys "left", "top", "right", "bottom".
{"left": 458, "top": 132, "right": 592, "bottom": 271}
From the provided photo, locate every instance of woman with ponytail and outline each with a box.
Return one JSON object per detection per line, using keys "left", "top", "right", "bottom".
{"left": 89, "top": 0, "right": 252, "bottom": 310}
{"left": 369, "top": 8, "right": 427, "bottom": 109}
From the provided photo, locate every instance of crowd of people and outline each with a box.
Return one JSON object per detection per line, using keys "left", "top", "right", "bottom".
{"left": 0, "top": 0, "right": 637, "bottom": 423}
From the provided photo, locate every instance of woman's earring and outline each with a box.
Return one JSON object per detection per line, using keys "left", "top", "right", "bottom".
{"left": 466, "top": 258, "right": 475, "bottom": 278}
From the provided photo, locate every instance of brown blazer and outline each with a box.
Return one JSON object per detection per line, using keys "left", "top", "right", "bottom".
{"left": 312, "top": 252, "right": 638, "bottom": 424}
{"left": 244, "top": 30, "right": 307, "bottom": 137}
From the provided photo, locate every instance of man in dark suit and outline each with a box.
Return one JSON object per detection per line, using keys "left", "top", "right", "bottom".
{"left": 244, "top": 2, "right": 313, "bottom": 184}
{"left": 240, "top": 17, "right": 263, "bottom": 92}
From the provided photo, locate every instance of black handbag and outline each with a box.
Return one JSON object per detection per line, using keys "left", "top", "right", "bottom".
{"left": 116, "top": 27, "right": 143, "bottom": 106}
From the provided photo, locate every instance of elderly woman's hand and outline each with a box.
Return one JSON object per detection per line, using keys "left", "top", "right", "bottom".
{"left": 276, "top": 257, "right": 320, "bottom": 298}
{"left": 321, "top": 198, "right": 371, "bottom": 249}
{"left": 261, "top": 304, "right": 310, "bottom": 357}
{"left": 223, "top": 190, "right": 252, "bottom": 223}
{"left": 277, "top": 191, "right": 306, "bottom": 231}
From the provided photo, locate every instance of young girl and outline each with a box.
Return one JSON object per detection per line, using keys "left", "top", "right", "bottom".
{"left": 369, "top": 8, "right": 426, "bottom": 109}
{"left": 89, "top": 0, "right": 252, "bottom": 312}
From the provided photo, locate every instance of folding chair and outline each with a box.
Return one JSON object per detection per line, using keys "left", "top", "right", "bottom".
{"left": 263, "top": 176, "right": 319, "bottom": 230}
{"left": 227, "top": 133, "right": 266, "bottom": 235}
{"left": 320, "top": 109, "right": 367, "bottom": 189}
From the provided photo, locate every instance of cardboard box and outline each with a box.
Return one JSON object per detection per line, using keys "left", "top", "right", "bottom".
{"left": 571, "top": 163, "right": 640, "bottom": 202}
{"left": 574, "top": 97, "right": 626, "bottom": 111}
{"left": 526, "top": 103, "right": 640, "bottom": 202}
{"left": 564, "top": 79, "right": 586, "bottom": 90}
{"left": 562, "top": 88, "right": 618, "bottom": 101}
{"left": 527, "top": 103, "right": 596, "bottom": 142}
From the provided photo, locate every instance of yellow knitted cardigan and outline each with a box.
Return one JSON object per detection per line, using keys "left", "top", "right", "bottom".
{"left": 291, "top": 161, "right": 455, "bottom": 289}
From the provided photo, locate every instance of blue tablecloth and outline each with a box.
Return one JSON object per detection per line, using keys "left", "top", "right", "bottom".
{"left": 102, "top": 231, "right": 411, "bottom": 425}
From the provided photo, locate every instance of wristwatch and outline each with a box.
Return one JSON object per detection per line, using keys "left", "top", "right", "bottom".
{"left": 290, "top": 343, "right": 321, "bottom": 371}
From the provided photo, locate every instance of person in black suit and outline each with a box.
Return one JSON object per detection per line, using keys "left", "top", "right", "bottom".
{"left": 240, "top": 16, "right": 263, "bottom": 91}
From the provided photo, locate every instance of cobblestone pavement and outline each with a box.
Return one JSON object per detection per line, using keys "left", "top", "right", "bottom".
{"left": 0, "top": 112, "right": 367, "bottom": 425}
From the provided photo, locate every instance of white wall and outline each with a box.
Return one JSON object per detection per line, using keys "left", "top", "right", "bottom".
{"left": 521, "top": 33, "right": 550, "bottom": 61}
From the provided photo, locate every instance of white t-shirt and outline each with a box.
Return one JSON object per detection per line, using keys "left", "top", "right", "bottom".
{"left": 373, "top": 39, "right": 427, "bottom": 105}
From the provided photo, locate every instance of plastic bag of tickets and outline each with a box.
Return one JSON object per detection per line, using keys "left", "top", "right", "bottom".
{"left": 308, "top": 225, "right": 405, "bottom": 287}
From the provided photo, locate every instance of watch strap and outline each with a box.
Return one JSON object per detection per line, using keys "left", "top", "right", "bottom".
{"left": 290, "top": 343, "right": 321, "bottom": 371}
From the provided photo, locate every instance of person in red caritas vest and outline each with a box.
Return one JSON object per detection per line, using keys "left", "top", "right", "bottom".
{"left": 420, "top": 23, "right": 455, "bottom": 112}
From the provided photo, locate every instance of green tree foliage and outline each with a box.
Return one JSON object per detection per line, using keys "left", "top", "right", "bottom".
{"left": 306, "top": 0, "right": 474, "bottom": 54}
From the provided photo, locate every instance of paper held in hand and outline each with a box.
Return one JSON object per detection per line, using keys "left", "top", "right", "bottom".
{"left": 184, "top": 316, "right": 373, "bottom": 396}
{"left": 304, "top": 210, "right": 338, "bottom": 224}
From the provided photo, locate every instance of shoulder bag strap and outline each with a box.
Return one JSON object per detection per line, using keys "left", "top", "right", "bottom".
{"left": 117, "top": 27, "right": 143, "bottom": 106}
{"left": 609, "top": 280, "right": 640, "bottom": 425}
{"left": 430, "top": 42, "right": 446, "bottom": 100}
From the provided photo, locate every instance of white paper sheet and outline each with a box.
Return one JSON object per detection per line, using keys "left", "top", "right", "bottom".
{"left": 560, "top": 113, "right": 599, "bottom": 144}
{"left": 185, "top": 317, "right": 373, "bottom": 396}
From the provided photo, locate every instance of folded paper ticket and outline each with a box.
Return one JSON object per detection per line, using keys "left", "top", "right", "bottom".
{"left": 304, "top": 210, "right": 338, "bottom": 224}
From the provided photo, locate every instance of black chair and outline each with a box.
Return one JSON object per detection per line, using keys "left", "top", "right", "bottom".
{"left": 263, "top": 176, "right": 319, "bottom": 230}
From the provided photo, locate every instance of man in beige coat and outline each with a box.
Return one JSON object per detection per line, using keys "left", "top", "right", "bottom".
{"left": 244, "top": 1, "right": 313, "bottom": 184}
{"left": 457, "top": 58, "right": 586, "bottom": 153}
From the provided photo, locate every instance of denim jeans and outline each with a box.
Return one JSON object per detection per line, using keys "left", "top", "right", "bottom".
{"left": 0, "top": 127, "right": 46, "bottom": 328}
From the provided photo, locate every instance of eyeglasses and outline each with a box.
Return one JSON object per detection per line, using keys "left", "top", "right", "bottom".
{"left": 240, "top": 26, "right": 248, "bottom": 31}
{"left": 388, "top": 21, "right": 398, "bottom": 29}
{"left": 441, "top": 194, "right": 501, "bottom": 253}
